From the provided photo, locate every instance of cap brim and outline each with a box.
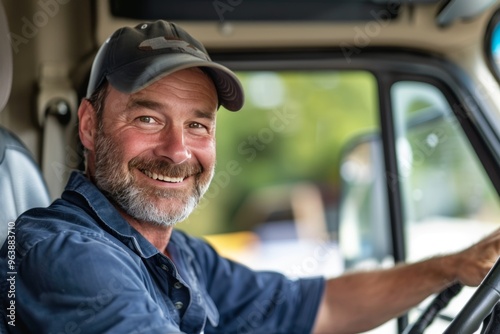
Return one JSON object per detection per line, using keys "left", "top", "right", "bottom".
{"left": 107, "top": 53, "right": 244, "bottom": 111}
{"left": 0, "top": 3, "right": 12, "bottom": 112}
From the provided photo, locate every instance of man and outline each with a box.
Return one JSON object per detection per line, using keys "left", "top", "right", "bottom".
{"left": 1, "top": 20, "right": 500, "bottom": 334}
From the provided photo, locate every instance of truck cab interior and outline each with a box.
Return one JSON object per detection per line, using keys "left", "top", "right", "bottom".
{"left": 1, "top": 0, "right": 500, "bottom": 333}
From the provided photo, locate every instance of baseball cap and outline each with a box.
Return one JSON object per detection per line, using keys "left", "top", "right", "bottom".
{"left": 86, "top": 20, "right": 244, "bottom": 111}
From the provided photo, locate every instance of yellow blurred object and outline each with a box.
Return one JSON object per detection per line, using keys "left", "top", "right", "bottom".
{"left": 203, "top": 231, "right": 260, "bottom": 261}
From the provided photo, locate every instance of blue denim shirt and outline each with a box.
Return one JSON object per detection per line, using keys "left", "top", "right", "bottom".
{"left": 0, "top": 172, "right": 324, "bottom": 333}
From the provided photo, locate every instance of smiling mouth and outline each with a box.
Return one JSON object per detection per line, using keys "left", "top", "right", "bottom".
{"left": 142, "top": 170, "right": 185, "bottom": 183}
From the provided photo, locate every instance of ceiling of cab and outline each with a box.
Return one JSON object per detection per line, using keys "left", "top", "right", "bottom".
{"left": 108, "top": 0, "right": 440, "bottom": 22}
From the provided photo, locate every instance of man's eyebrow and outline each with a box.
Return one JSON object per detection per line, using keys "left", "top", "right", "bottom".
{"left": 194, "top": 109, "right": 216, "bottom": 121}
{"left": 126, "top": 98, "right": 163, "bottom": 111}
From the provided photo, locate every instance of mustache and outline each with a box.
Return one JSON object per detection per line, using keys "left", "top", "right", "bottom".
{"left": 129, "top": 157, "right": 203, "bottom": 178}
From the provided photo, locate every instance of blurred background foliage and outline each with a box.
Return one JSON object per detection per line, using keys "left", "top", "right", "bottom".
{"left": 179, "top": 70, "right": 378, "bottom": 236}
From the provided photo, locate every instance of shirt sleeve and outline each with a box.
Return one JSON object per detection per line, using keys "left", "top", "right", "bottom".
{"left": 15, "top": 232, "right": 182, "bottom": 334}
{"left": 183, "top": 233, "right": 326, "bottom": 334}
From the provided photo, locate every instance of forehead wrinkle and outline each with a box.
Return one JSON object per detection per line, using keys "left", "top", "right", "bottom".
{"left": 126, "top": 97, "right": 164, "bottom": 112}
{"left": 152, "top": 79, "right": 217, "bottom": 103}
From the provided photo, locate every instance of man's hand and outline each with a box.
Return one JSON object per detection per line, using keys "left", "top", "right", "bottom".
{"left": 312, "top": 227, "right": 500, "bottom": 334}
{"left": 454, "top": 227, "right": 500, "bottom": 287}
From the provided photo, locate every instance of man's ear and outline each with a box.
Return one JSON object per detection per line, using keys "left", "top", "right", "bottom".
{"left": 78, "top": 99, "right": 97, "bottom": 151}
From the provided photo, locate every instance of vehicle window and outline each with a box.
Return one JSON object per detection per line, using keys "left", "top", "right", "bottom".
{"left": 334, "top": 79, "right": 500, "bottom": 333}
{"left": 179, "top": 70, "right": 379, "bottom": 276}
{"left": 391, "top": 81, "right": 500, "bottom": 260}
{"left": 391, "top": 81, "right": 500, "bottom": 332}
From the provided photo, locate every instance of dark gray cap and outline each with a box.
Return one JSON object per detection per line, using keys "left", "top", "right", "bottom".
{"left": 86, "top": 20, "right": 244, "bottom": 111}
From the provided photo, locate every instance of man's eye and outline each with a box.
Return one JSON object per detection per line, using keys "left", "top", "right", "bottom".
{"left": 190, "top": 122, "right": 205, "bottom": 129}
{"left": 138, "top": 116, "right": 154, "bottom": 123}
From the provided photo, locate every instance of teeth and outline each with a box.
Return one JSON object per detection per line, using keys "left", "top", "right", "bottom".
{"left": 143, "top": 170, "right": 183, "bottom": 183}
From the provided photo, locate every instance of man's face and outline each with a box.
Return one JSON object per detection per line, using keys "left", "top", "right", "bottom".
{"left": 88, "top": 68, "right": 218, "bottom": 226}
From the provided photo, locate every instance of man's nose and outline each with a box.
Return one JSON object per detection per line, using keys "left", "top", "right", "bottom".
{"left": 154, "top": 127, "right": 192, "bottom": 164}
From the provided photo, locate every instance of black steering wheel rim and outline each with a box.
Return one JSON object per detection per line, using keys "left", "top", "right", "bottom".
{"left": 403, "top": 256, "right": 500, "bottom": 334}
{"left": 403, "top": 283, "right": 463, "bottom": 334}
{"left": 443, "top": 257, "right": 500, "bottom": 334}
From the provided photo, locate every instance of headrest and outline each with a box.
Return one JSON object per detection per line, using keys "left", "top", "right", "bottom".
{"left": 0, "top": 2, "right": 12, "bottom": 112}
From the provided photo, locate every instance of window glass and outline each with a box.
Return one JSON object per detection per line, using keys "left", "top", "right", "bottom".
{"left": 391, "top": 81, "right": 500, "bottom": 332}
{"left": 179, "top": 70, "right": 379, "bottom": 276}
{"left": 391, "top": 81, "right": 500, "bottom": 260}
{"left": 183, "top": 71, "right": 378, "bottom": 234}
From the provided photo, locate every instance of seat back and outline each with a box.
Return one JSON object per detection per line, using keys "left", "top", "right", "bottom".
{"left": 0, "top": 2, "right": 51, "bottom": 248}
{"left": 0, "top": 128, "right": 51, "bottom": 246}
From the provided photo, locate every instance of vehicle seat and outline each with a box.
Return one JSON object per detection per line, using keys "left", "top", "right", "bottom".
{"left": 0, "top": 2, "right": 51, "bottom": 248}
{"left": 0, "top": 128, "right": 51, "bottom": 247}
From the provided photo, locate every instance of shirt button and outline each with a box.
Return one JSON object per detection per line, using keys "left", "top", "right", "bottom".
{"left": 161, "top": 264, "right": 168, "bottom": 271}
{"left": 173, "top": 282, "right": 183, "bottom": 289}
{"left": 174, "top": 302, "right": 184, "bottom": 310}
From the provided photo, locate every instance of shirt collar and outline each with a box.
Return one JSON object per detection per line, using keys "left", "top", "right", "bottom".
{"left": 63, "top": 171, "right": 160, "bottom": 259}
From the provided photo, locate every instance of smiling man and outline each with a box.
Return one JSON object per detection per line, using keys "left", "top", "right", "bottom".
{"left": 3, "top": 20, "right": 500, "bottom": 334}
{"left": 82, "top": 69, "right": 218, "bottom": 248}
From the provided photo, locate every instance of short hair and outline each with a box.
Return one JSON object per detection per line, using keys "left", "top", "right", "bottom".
{"left": 86, "top": 80, "right": 109, "bottom": 129}
{"left": 81, "top": 80, "right": 109, "bottom": 164}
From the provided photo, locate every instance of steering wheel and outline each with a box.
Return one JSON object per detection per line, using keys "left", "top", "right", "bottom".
{"left": 403, "top": 257, "right": 500, "bottom": 334}
{"left": 403, "top": 283, "right": 463, "bottom": 334}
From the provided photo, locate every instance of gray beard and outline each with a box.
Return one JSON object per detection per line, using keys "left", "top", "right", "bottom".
{"left": 92, "top": 130, "right": 213, "bottom": 227}
{"left": 105, "top": 181, "right": 200, "bottom": 227}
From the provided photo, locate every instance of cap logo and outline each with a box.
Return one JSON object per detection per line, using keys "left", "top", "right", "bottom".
{"left": 138, "top": 37, "right": 209, "bottom": 61}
